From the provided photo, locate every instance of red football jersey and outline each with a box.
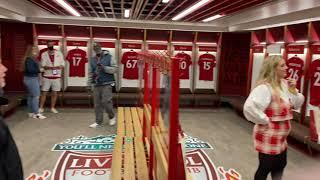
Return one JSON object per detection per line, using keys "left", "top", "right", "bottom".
{"left": 121, "top": 51, "right": 140, "bottom": 79}
{"left": 309, "top": 59, "right": 320, "bottom": 106}
{"left": 175, "top": 53, "right": 192, "bottom": 79}
{"left": 198, "top": 54, "right": 216, "bottom": 81}
{"left": 66, "top": 48, "right": 87, "bottom": 77}
{"left": 286, "top": 56, "right": 304, "bottom": 90}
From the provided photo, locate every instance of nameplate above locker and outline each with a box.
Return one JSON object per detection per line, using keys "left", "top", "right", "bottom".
{"left": 122, "top": 43, "right": 142, "bottom": 49}
{"left": 252, "top": 46, "right": 264, "bottom": 53}
{"left": 38, "top": 39, "right": 59, "bottom": 45}
{"left": 66, "top": 41, "right": 87, "bottom": 47}
{"left": 266, "top": 44, "right": 281, "bottom": 54}
{"left": 148, "top": 44, "right": 168, "bottom": 50}
{"left": 174, "top": 45, "right": 192, "bottom": 51}
{"left": 311, "top": 45, "right": 320, "bottom": 54}
{"left": 199, "top": 46, "right": 217, "bottom": 52}
{"left": 286, "top": 45, "right": 304, "bottom": 54}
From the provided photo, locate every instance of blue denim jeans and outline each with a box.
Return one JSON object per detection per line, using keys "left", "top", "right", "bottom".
{"left": 23, "top": 76, "right": 40, "bottom": 114}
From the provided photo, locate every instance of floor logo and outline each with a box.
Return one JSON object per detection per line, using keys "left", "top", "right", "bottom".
{"left": 186, "top": 149, "right": 218, "bottom": 180}
{"left": 52, "top": 135, "right": 116, "bottom": 151}
{"left": 184, "top": 134, "right": 213, "bottom": 149}
{"left": 52, "top": 134, "right": 212, "bottom": 152}
{"left": 52, "top": 151, "right": 112, "bottom": 180}
{"left": 27, "top": 149, "right": 241, "bottom": 180}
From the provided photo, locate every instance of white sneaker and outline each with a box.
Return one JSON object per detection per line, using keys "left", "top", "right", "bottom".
{"left": 32, "top": 113, "right": 47, "bottom": 119}
{"left": 28, "top": 113, "right": 34, "bottom": 118}
{"left": 109, "top": 117, "right": 116, "bottom": 126}
{"left": 89, "top": 123, "right": 103, "bottom": 128}
{"left": 51, "top": 108, "right": 59, "bottom": 113}
{"left": 39, "top": 108, "right": 44, "bottom": 113}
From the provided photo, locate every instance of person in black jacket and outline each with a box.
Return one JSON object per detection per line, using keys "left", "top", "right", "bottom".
{"left": 0, "top": 61, "right": 24, "bottom": 179}
{"left": 22, "top": 45, "right": 46, "bottom": 119}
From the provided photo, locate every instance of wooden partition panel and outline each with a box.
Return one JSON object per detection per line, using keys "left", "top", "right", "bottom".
{"left": 218, "top": 32, "right": 251, "bottom": 96}
{"left": 1, "top": 22, "right": 33, "bottom": 91}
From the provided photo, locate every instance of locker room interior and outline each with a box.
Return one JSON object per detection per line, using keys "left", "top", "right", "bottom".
{"left": 0, "top": 0, "right": 320, "bottom": 179}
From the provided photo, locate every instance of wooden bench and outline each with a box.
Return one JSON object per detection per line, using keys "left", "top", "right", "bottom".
{"left": 110, "top": 107, "right": 149, "bottom": 180}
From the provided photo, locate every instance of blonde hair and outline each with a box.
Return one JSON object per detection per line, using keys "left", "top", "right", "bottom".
{"left": 21, "top": 45, "right": 39, "bottom": 72}
{"left": 255, "top": 55, "right": 284, "bottom": 92}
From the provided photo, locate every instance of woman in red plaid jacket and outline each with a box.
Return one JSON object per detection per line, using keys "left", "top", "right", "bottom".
{"left": 244, "top": 55, "right": 304, "bottom": 180}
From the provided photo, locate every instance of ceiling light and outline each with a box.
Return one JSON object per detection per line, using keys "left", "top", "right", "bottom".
{"left": 162, "top": 0, "right": 170, "bottom": 3}
{"left": 37, "top": 35, "right": 63, "bottom": 38}
{"left": 295, "top": 40, "right": 308, "bottom": 43}
{"left": 124, "top": 9, "right": 130, "bottom": 18}
{"left": 54, "top": 0, "right": 81, "bottom": 16}
{"left": 172, "top": 0, "right": 211, "bottom": 21}
{"left": 202, "top": 14, "right": 223, "bottom": 22}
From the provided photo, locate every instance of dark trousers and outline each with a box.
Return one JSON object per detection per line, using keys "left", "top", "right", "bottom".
{"left": 254, "top": 150, "right": 287, "bottom": 180}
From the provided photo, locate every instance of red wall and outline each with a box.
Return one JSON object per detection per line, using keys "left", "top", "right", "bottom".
{"left": 1, "top": 22, "right": 33, "bottom": 92}
{"left": 218, "top": 32, "right": 251, "bottom": 96}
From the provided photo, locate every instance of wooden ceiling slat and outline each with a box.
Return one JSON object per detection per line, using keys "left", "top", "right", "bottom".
{"left": 85, "top": 0, "right": 99, "bottom": 17}
{"left": 130, "top": 0, "right": 137, "bottom": 19}
{"left": 159, "top": 0, "right": 189, "bottom": 21}
{"left": 121, "top": 0, "right": 124, "bottom": 19}
{"left": 192, "top": 0, "right": 262, "bottom": 22}
{"left": 185, "top": 0, "right": 237, "bottom": 21}
{"left": 132, "top": 0, "right": 142, "bottom": 18}
{"left": 137, "top": 0, "right": 148, "bottom": 19}
{"left": 97, "top": 0, "right": 108, "bottom": 18}
{"left": 40, "top": 0, "right": 67, "bottom": 15}
{"left": 74, "top": 0, "right": 90, "bottom": 16}
{"left": 27, "top": 0, "right": 271, "bottom": 23}
{"left": 29, "top": 0, "right": 58, "bottom": 15}
{"left": 144, "top": 0, "right": 162, "bottom": 20}
{"left": 152, "top": 0, "right": 174, "bottom": 20}
{"left": 109, "top": 0, "right": 116, "bottom": 18}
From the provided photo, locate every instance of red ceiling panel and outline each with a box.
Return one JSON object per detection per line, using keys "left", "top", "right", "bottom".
{"left": 27, "top": 0, "right": 272, "bottom": 23}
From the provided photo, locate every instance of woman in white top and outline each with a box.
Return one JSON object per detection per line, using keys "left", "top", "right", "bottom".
{"left": 243, "top": 55, "right": 304, "bottom": 180}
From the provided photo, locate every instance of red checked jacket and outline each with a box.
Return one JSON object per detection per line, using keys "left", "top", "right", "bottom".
{"left": 243, "top": 80, "right": 304, "bottom": 155}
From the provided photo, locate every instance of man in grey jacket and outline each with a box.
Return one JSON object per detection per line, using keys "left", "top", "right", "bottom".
{"left": 88, "top": 43, "right": 118, "bottom": 128}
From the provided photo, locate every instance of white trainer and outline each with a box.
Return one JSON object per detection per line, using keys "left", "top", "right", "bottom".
{"left": 39, "top": 108, "right": 44, "bottom": 113}
{"left": 89, "top": 123, "right": 103, "bottom": 128}
{"left": 32, "top": 113, "right": 47, "bottom": 119}
{"left": 109, "top": 117, "right": 116, "bottom": 126}
{"left": 51, "top": 108, "right": 59, "bottom": 113}
{"left": 28, "top": 113, "right": 34, "bottom": 118}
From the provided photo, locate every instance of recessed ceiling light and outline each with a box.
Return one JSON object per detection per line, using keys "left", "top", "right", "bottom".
{"left": 124, "top": 9, "right": 130, "bottom": 18}
{"left": 202, "top": 14, "right": 223, "bottom": 22}
{"left": 162, "top": 0, "right": 170, "bottom": 3}
{"left": 172, "top": 0, "right": 212, "bottom": 21}
{"left": 54, "top": 0, "right": 81, "bottom": 16}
